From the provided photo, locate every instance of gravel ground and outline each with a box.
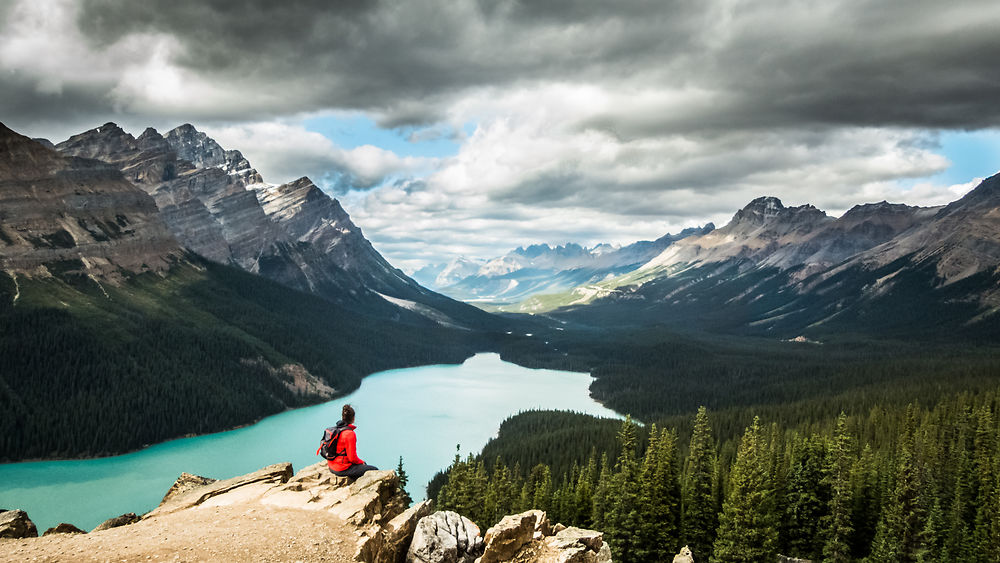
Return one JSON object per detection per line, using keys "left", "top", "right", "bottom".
{"left": 0, "top": 503, "right": 358, "bottom": 562}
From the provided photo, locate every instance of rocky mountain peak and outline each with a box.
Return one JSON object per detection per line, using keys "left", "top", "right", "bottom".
{"left": 725, "top": 197, "right": 829, "bottom": 234}
{"left": 942, "top": 171, "right": 1000, "bottom": 213}
{"left": 729, "top": 196, "right": 786, "bottom": 227}
{"left": 136, "top": 127, "right": 169, "bottom": 151}
{"left": 165, "top": 124, "right": 227, "bottom": 168}
{"left": 56, "top": 122, "right": 139, "bottom": 162}
{"left": 841, "top": 200, "right": 917, "bottom": 220}
{"left": 0, "top": 122, "right": 63, "bottom": 178}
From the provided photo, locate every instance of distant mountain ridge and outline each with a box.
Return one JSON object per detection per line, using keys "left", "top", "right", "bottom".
{"left": 528, "top": 180, "right": 1000, "bottom": 336}
{"left": 422, "top": 225, "right": 714, "bottom": 305}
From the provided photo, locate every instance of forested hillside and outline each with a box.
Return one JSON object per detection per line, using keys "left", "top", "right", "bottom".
{"left": 434, "top": 391, "right": 1000, "bottom": 562}
{"left": 0, "top": 257, "right": 486, "bottom": 461}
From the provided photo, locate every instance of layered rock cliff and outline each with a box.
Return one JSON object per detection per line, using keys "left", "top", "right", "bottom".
{"left": 0, "top": 123, "right": 182, "bottom": 283}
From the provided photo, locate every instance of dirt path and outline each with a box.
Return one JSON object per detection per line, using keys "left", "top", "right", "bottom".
{"left": 0, "top": 502, "right": 358, "bottom": 562}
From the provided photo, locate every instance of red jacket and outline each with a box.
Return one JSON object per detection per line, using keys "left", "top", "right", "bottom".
{"left": 320, "top": 424, "right": 365, "bottom": 472}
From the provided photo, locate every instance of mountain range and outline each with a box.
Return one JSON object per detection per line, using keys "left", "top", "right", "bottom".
{"left": 49, "top": 122, "right": 491, "bottom": 328}
{"left": 413, "top": 225, "right": 714, "bottom": 305}
{"left": 517, "top": 183, "right": 1000, "bottom": 337}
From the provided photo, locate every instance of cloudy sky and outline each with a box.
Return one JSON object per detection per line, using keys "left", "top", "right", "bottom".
{"left": 3, "top": 0, "right": 1000, "bottom": 271}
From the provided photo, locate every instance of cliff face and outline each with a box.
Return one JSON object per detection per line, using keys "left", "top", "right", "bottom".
{"left": 0, "top": 123, "right": 182, "bottom": 282}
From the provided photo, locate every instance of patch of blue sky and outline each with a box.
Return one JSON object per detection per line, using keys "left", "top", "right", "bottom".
{"left": 303, "top": 113, "right": 474, "bottom": 159}
{"left": 933, "top": 129, "right": 1000, "bottom": 184}
{"left": 905, "top": 129, "right": 1000, "bottom": 187}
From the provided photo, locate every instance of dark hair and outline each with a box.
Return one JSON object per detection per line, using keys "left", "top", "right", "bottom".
{"left": 342, "top": 404, "right": 355, "bottom": 424}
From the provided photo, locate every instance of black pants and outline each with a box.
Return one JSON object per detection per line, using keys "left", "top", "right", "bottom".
{"left": 332, "top": 463, "right": 378, "bottom": 478}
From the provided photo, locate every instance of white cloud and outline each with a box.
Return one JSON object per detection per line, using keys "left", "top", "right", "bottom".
{"left": 203, "top": 121, "right": 437, "bottom": 189}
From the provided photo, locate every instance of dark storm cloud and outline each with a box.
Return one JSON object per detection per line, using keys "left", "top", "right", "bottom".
{"left": 54, "top": 0, "right": 1000, "bottom": 132}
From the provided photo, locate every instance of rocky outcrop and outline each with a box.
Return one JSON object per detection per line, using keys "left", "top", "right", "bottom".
{"left": 41, "top": 522, "right": 85, "bottom": 536}
{"left": 1, "top": 463, "right": 612, "bottom": 563}
{"left": 0, "top": 509, "right": 38, "bottom": 539}
{"left": 375, "top": 499, "right": 433, "bottom": 563}
{"left": 406, "top": 510, "right": 484, "bottom": 563}
{"left": 159, "top": 472, "right": 220, "bottom": 506}
{"left": 91, "top": 512, "right": 141, "bottom": 532}
{"left": 672, "top": 545, "right": 695, "bottom": 563}
{"left": 776, "top": 556, "right": 811, "bottom": 563}
{"left": 147, "top": 462, "right": 293, "bottom": 518}
{"left": 139, "top": 461, "right": 417, "bottom": 562}
{"left": 535, "top": 526, "right": 610, "bottom": 563}
{"left": 405, "top": 509, "right": 611, "bottom": 563}
{"left": 480, "top": 510, "right": 547, "bottom": 563}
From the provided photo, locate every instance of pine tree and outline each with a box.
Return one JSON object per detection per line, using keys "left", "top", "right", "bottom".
{"left": 782, "top": 435, "right": 829, "bottom": 560}
{"left": 683, "top": 406, "right": 719, "bottom": 561}
{"left": 592, "top": 453, "right": 612, "bottom": 531}
{"left": 916, "top": 498, "right": 945, "bottom": 563}
{"left": 574, "top": 452, "right": 597, "bottom": 528}
{"left": 606, "top": 415, "right": 642, "bottom": 562}
{"left": 711, "top": 416, "right": 779, "bottom": 563}
{"left": 396, "top": 456, "right": 412, "bottom": 505}
{"left": 823, "top": 413, "right": 854, "bottom": 563}
{"left": 869, "top": 442, "right": 924, "bottom": 562}
{"left": 850, "top": 443, "right": 880, "bottom": 559}
{"left": 637, "top": 426, "right": 682, "bottom": 562}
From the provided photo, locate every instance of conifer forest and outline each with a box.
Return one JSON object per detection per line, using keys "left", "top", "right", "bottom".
{"left": 433, "top": 389, "right": 1000, "bottom": 563}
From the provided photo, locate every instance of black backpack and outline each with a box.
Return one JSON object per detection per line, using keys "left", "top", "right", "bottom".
{"left": 318, "top": 425, "right": 349, "bottom": 460}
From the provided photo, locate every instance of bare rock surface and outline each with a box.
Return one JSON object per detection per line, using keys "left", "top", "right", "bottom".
{"left": 41, "top": 523, "right": 85, "bottom": 536}
{"left": 90, "top": 512, "right": 140, "bottom": 533}
{"left": 672, "top": 544, "right": 695, "bottom": 562}
{"left": 0, "top": 509, "right": 37, "bottom": 539}
{"left": 407, "top": 510, "right": 483, "bottom": 563}
{"left": 158, "top": 472, "right": 219, "bottom": 505}
{"left": 376, "top": 499, "right": 433, "bottom": 563}
{"left": 0, "top": 123, "right": 182, "bottom": 281}
{"left": 147, "top": 462, "right": 293, "bottom": 518}
{"left": 480, "top": 510, "right": 540, "bottom": 563}
{"left": 476, "top": 510, "right": 611, "bottom": 563}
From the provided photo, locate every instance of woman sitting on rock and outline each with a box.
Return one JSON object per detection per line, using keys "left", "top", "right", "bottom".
{"left": 321, "top": 404, "right": 378, "bottom": 478}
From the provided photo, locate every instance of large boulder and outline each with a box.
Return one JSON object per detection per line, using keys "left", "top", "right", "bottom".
{"left": 407, "top": 511, "right": 484, "bottom": 563}
{"left": 480, "top": 510, "right": 546, "bottom": 563}
{"left": 42, "top": 522, "right": 86, "bottom": 536}
{"left": 376, "top": 499, "right": 433, "bottom": 563}
{"left": 330, "top": 470, "right": 404, "bottom": 527}
{"left": 672, "top": 545, "right": 694, "bottom": 563}
{"left": 0, "top": 509, "right": 38, "bottom": 539}
{"left": 92, "top": 512, "right": 141, "bottom": 532}
{"left": 536, "top": 527, "right": 607, "bottom": 563}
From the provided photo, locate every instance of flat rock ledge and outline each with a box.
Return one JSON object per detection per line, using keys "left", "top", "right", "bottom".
{"left": 142, "top": 461, "right": 416, "bottom": 562}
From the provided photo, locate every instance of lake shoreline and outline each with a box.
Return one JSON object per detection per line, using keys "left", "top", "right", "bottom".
{"left": 0, "top": 353, "right": 621, "bottom": 532}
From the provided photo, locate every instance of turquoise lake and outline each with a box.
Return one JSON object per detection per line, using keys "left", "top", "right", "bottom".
{"left": 0, "top": 353, "right": 621, "bottom": 531}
